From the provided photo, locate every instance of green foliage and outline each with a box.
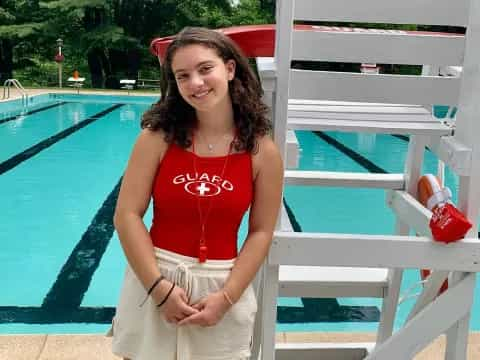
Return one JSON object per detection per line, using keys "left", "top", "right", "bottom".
{"left": 0, "top": 23, "right": 44, "bottom": 37}
{"left": 81, "top": 25, "right": 135, "bottom": 51}
{"left": 13, "top": 57, "right": 59, "bottom": 86}
{"left": 40, "top": 0, "right": 107, "bottom": 10}
{"left": 0, "top": 7, "right": 16, "bottom": 24}
{"left": 230, "top": 0, "right": 274, "bottom": 25}
{"left": 4, "top": 0, "right": 276, "bottom": 87}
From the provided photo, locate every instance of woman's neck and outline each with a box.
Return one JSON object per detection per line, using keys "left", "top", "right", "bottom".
{"left": 195, "top": 99, "right": 235, "bottom": 136}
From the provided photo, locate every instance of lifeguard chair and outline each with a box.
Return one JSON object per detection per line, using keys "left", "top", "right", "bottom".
{"left": 67, "top": 70, "right": 85, "bottom": 93}
{"left": 255, "top": 1, "right": 480, "bottom": 359}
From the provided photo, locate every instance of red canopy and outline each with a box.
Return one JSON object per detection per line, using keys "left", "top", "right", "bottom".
{"left": 150, "top": 24, "right": 463, "bottom": 64}
{"left": 150, "top": 24, "right": 275, "bottom": 63}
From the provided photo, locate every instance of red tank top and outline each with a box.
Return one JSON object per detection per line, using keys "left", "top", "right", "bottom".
{"left": 150, "top": 142, "right": 253, "bottom": 260}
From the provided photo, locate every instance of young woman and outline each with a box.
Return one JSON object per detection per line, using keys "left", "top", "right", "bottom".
{"left": 110, "top": 27, "right": 283, "bottom": 360}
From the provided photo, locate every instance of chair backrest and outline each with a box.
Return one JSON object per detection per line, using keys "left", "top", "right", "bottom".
{"left": 274, "top": 0, "right": 468, "bottom": 113}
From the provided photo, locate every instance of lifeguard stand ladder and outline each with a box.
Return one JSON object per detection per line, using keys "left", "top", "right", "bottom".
{"left": 255, "top": 0, "right": 480, "bottom": 359}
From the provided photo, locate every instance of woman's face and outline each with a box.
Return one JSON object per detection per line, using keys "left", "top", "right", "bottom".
{"left": 171, "top": 44, "right": 235, "bottom": 113}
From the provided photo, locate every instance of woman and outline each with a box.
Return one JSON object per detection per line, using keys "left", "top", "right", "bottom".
{"left": 111, "top": 27, "right": 283, "bottom": 360}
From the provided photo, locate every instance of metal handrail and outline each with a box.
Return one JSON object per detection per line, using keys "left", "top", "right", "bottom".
{"left": 3, "top": 79, "right": 28, "bottom": 104}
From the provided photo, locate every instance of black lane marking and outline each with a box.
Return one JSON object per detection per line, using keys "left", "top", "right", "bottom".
{"left": 392, "top": 134, "right": 409, "bottom": 142}
{"left": 0, "top": 306, "right": 115, "bottom": 324}
{"left": 278, "top": 303, "right": 380, "bottom": 323}
{"left": 0, "top": 104, "right": 124, "bottom": 176}
{"left": 278, "top": 130, "right": 396, "bottom": 323}
{"left": 0, "top": 101, "right": 68, "bottom": 125}
{"left": 281, "top": 197, "right": 380, "bottom": 323}
{"left": 314, "top": 131, "right": 388, "bottom": 173}
{"left": 282, "top": 198, "right": 302, "bottom": 232}
{"left": 42, "top": 177, "right": 122, "bottom": 309}
{"left": 315, "top": 134, "right": 480, "bottom": 253}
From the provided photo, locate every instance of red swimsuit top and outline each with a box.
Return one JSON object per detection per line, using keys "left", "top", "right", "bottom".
{"left": 150, "top": 142, "right": 253, "bottom": 260}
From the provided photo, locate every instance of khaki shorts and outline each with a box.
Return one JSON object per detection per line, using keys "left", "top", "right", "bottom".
{"left": 109, "top": 247, "right": 257, "bottom": 360}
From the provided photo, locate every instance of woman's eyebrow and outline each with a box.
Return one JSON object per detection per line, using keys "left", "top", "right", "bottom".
{"left": 174, "top": 61, "right": 214, "bottom": 74}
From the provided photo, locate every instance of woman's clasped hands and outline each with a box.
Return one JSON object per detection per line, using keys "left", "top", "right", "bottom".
{"left": 153, "top": 281, "right": 231, "bottom": 327}
{"left": 178, "top": 291, "right": 231, "bottom": 327}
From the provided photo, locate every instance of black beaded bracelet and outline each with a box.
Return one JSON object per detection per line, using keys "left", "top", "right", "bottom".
{"left": 139, "top": 275, "right": 164, "bottom": 307}
{"left": 157, "top": 283, "right": 175, "bottom": 308}
{"left": 147, "top": 275, "right": 165, "bottom": 295}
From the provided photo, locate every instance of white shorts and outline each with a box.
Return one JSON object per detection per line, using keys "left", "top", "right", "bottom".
{"left": 109, "top": 247, "right": 257, "bottom": 360}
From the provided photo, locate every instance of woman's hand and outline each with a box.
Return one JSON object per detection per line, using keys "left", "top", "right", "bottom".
{"left": 177, "top": 291, "right": 231, "bottom": 327}
{"left": 153, "top": 280, "right": 198, "bottom": 324}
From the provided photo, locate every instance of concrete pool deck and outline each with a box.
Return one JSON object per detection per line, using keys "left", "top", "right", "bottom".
{"left": 0, "top": 87, "right": 159, "bottom": 102}
{"left": 1, "top": 333, "right": 479, "bottom": 359}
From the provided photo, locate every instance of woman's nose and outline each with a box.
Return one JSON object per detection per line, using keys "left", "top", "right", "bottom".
{"left": 189, "top": 73, "right": 204, "bottom": 88}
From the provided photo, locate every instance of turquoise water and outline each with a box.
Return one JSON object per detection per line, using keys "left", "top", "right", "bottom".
{"left": 0, "top": 94, "right": 477, "bottom": 334}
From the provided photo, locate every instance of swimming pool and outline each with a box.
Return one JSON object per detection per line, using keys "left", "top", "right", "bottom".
{"left": 0, "top": 94, "right": 478, "bottom": 334}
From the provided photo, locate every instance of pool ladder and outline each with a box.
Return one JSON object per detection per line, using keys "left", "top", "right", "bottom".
{"left": 3, "top": 79, "right": 28, "bottom": 104}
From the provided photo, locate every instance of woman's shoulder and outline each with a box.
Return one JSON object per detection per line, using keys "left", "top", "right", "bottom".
{"left": 251, "top": 134, "right": 283, "bottom": 179}
{"left": 254, "top": 134, "right": 281, "bottom": 159}
{"left": 135, "top": 128, "right": 170, "bottom": 159}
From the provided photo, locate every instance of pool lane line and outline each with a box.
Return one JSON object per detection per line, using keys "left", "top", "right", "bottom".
{"left": 0, "top": 101, "right": 69, "bottom": 125}
{"left": 392, "top": 134, "right": 409, "bottom": 142}
{"left": 0, "top": 306, "right": 115, "bottom": 324}
{"left": 280, "top": 130, "right": 394, "bottom": 322}
{"left": 281, "top": 197, "right": 381, "bottom": 323}
{"left": 0, "top": 104, "right": 124, "bottom": 176}
{"left": 42, "top": 177, "right": 122, "bottom": 309}
{"left": 314, "top": 131, "right": 388, "bottom": 174}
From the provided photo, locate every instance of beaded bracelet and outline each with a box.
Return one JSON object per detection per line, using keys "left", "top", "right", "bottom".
{"left": 139, "top": 275, "right": 164, "bottom": 307}
{"left": 157, "top": 283, "right": 176, "bottom": 308}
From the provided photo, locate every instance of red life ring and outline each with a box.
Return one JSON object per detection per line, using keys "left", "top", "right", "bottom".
{"left": 417, "top": 174, "right": 449, "bottom": 295}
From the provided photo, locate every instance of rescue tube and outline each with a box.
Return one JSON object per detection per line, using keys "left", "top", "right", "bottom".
{"left": 418, "top": 174, "right": 471, "bottom": 243}
{"left": 417, "top": 174, "right": 472, "bottom": 295}
{"left": 417, "top": 174, "right": 449, "bottom": 295}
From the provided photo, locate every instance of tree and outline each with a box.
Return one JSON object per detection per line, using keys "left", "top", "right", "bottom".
{"left": 0, "top": 0, "right": 44, "bottom": 82}
{"left": 2, "top": 0, "right": 275, "bottom": 88}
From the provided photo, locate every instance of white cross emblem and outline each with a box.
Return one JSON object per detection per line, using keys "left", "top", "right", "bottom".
{"left": 196, "top": 182, "right": 211, "bottom": 196}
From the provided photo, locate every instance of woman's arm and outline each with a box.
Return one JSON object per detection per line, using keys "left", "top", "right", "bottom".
{"left": 179, "top": 136, "right": 283, "bottom": 326}
{"left": 223, "top": 136, "right": 284, "bottom": 302}
{"left": 114, "top": 128, "right": 167, "bottom": 290}
{"left": 114, "top": 129, "right": 198, "bottom": 320}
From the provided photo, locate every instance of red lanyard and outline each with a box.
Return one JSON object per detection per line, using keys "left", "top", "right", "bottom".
{"left": 191, "top": 135, "right": 234, "bottom": 262}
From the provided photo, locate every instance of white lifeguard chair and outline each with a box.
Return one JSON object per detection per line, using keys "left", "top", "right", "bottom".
{"left": 120, "top": 79, "right": 136, "bottom": 95}
{"left": 254, "top": 0, "right": 480, "bottom": 359}
{"left": 67, "top": 77, "right": 85, "bottom": 93}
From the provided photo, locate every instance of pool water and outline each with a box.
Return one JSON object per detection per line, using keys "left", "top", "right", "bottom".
{"left": 0, "top": 94, "right": 478, "bottom": 334}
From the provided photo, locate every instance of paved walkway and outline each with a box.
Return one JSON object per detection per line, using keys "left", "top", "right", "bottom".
{"left": 1, "top": 332, "right": 479, "bottom": 359}
{"left": 0, "top": 87, "right": 159, "bottom": 103}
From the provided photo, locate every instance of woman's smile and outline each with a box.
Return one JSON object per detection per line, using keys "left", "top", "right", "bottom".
{"left": 191, "top": 89, "right": 212, "bottom": 99}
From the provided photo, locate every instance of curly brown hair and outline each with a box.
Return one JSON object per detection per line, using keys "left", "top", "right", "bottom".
{"left": 141, "top": 27, "right": 271, "bottom": 153}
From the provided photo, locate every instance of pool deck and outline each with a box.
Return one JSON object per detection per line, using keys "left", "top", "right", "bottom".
{"left": 1, "top": 332, "right": 479, "bottom": 359}
{"left": 0, "top": 87, "right": 159, "bottom": 102}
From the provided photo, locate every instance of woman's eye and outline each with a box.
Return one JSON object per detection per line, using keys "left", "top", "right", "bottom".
{"left": 200, "top": 66, "right": 213, "bottom": 73}
{"left": 176, "top": 74, "right": 187, "bottom": 81}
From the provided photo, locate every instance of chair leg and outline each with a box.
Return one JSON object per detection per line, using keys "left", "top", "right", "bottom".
{"left": 260, "top": 264, "right": 279, "bottom": 360}
{"left": 251, "top": 264, "right": 265, "bottom": 360}
{"left": 377, "top": 268, "right": 403, "bottom": 344}
{"left": 377, "top": 221, "right": 408, "bottom": 344}
{"left": 445, "top": 272, "right": 474, "bottom": 360}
